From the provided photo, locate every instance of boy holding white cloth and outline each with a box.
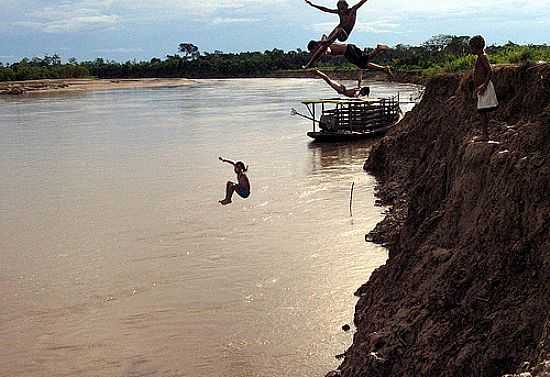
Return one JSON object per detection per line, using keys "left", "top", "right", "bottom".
{"left": 470, "top": 35, "right": 498, "bottom": 141}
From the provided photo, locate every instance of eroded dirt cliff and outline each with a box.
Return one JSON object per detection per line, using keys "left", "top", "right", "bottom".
{"left": 331, "top": 64, "right": 550, "bottom": 377}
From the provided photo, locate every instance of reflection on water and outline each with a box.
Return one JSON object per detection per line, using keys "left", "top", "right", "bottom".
{"left": 0, "top": 79, "right": 419, "bottom": 377}
{"left": 308, "top": 140, "right": 378, "bottom": 173}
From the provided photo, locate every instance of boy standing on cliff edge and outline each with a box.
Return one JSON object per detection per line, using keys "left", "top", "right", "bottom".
{"left": 470, "top": 35, "right": 498, "bottom": 141}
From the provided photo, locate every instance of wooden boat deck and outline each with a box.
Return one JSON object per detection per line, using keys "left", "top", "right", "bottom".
{"left": 300, "top": 96, "right": 400, "bottom": 141}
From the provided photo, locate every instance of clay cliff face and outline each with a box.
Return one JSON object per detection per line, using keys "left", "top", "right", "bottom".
{"left": 332, "top": 65, "right": 550, "bottom": 377}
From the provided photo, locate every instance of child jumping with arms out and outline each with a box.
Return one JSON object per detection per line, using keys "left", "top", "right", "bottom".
{"left": 303, "top": 0, "right": 370, "bottom": 68}
{"left": 219, "top": 157, "right": 250, "bottom": 205}
{"left": 469, "top": 35, "right": 498, "bottom": 142}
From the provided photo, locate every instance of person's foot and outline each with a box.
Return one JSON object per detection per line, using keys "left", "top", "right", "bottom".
{"left": 219, "top": 199, "right": 232, "bottom": 205}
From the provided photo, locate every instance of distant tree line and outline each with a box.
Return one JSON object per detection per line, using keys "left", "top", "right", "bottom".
{"left": 1, "top": 35, "right": 549, "bottom": 82}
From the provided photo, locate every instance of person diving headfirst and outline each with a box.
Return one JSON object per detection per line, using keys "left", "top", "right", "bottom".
{"left": 312, "top": 69, "right": 370, "bottom": 98}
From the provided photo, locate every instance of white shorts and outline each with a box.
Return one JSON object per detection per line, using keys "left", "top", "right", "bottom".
{"left": 477, "top": 80, "right": 498, "bottom": 111}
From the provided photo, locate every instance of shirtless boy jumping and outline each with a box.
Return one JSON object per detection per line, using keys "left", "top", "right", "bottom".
{"left": 307, "top": 41, "right": 392, "bottom": 74}
{"left": 303, "top": 0, "right": 370, "bottom": 68}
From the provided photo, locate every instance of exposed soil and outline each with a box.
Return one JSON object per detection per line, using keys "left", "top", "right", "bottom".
{"left": 328, "top": 64, "right": 550, "bottom": 377}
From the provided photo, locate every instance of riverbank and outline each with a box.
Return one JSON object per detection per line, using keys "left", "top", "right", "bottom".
{"left": 0, "top": 78, "right": 194, "bottom": 95}
{"left": 0, "top": 69, "right": 424, "bottom": 96}
{"left": 328, "top": 64, "right": 550, "bottom": 376}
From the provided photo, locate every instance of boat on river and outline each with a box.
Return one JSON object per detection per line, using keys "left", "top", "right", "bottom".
{"left": 294, "top": 96, "right": 401, "bottom": 142}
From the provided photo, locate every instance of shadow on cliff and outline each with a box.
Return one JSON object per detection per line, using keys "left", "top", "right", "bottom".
{"left": 329, "top": 64, "right": 550, "bottom": 377}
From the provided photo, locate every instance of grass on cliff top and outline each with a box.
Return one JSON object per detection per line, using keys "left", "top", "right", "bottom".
{"left": 413, "top": 45, "right": 550, "bottom": 77}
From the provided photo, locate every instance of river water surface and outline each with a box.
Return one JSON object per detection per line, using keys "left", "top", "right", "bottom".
{"left": 0, "top": 79, "right": 418, "bottom": 377}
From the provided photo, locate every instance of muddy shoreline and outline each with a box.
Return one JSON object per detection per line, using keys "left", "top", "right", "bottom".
{"left": 0, "top": 70, "right": 422, "bottom": 96}
{"left": 0, "top": 78, "right": 194, "bottom": 95}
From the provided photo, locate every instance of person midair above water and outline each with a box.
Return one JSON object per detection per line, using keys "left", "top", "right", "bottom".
{"left": 307, "top": 41, "right": 393, "bottom": 76}
{"left": 303, "top": 0, "right": 370, "bottom": 68}
{"left": 219, "top": 157, "right": 250, "bottom": 205}
{"left": 312, "top": 69, "right": 370, "bottom": 98}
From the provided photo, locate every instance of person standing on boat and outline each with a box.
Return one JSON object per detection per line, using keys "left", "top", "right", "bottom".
{"left": 307, "top": 41, "right": 393, "bottom": 75}
{"left": 312, "top": 69, "right": 370, "bottom": 98}
{"left": 219, "top": 157, "right": 250, "bottom": 205}
{"left": 303, "top": 0, "right": 371, "bottom": 68}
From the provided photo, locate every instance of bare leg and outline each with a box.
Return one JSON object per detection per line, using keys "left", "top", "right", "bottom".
{"left": 366, "top": 62, "right": 393, "bottom": 77}
{"left": 480, "top": 112, "right": 489, "bottom": 141}
{"left": 304, "top": 27, "right": 344, "bottom": 69}
{"left": 219, "top": 181, "right": 235, "bottom": 205}
{"left": 313, "top": 69, "right": 346, "bottom": 94}
{"left": 367, "top": 45, "right": 393, "bottom": 77}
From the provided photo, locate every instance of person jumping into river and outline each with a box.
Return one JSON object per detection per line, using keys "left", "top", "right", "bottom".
{"left": 469, "top": 35, "right": 498, "bottom": 142}
{"left": 312, "top": 69, "right": 370, "bottom": 98}
{"left": 219, "top": 157, "right": 250, "bottom": 205}
{"left": 303, "top": 0, "right": 371, "bottom": 68}
{"left": 307, "top": 41, "right": 393, "bottom": 75}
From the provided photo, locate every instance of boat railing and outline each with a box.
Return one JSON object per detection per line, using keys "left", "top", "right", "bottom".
{"left": 316, "top": 95, "right": 400, "bottom": 133}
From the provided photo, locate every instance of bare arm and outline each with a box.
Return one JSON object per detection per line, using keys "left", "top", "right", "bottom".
{"left": 312, "top": 68, "right": 330, "bottom": 81}
{"left": 219, "top": 157, "right": 235, "bottom": 166}
{"left": 476, "top": 55, "right": 493, "bottom": 94}
{"left": 481, "top": 55, "right": 492, "bottom": 85}
{"left": 351, "top": 0, "right": 369, "bottom": 11}
{"left": 305, "top": 0, "right": 338, "bottom": 13}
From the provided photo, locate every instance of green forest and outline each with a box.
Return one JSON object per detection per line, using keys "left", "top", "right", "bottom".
{"left": 1, "top": 35, "right": 549, "bottom": 82}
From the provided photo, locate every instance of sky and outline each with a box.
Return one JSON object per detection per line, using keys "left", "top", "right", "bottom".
{"left": 0, "top": 0, "right": 549, "bottom": 63}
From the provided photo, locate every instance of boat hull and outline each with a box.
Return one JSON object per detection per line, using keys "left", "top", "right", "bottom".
{"left": 307, "top": 124, "right": 393, "bottom": 142}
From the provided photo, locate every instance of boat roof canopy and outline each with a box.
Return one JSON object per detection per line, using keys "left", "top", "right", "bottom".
{"left": 301, "top": 97, "right": 390, "bottom": 105}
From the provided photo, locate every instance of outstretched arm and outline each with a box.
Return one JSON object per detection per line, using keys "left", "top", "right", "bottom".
{"left": 356, "top": 69, "right": 363, "bottom": 88}
{"left": 219, "top": 157, "right": 235, "bottom": 166}
{"left": 351, "top": 0, "right": 369, "bottom": 11}
{"left": 305, "top": 0, "right": 338, "bottom": 13}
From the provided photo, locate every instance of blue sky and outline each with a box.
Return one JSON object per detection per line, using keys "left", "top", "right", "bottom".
{"left": 0, "top": 0, "right": 549, "bottom": 63}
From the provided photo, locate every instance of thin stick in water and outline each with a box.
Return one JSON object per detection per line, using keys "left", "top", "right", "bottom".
{"left": 350, "top": 182, "right": 355, "bottom": 217}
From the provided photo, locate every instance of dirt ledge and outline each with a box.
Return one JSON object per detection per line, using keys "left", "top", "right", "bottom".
{"left": 328, "top": 64, "right": 550, "bottom": 377}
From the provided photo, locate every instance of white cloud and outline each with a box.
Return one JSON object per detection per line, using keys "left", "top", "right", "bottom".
{"left": 212, "top": 17, "right": 261, "bottom": 24}
{"left": 14, "top": 15, "right": 119, "bottom": 33}
{"left": 7, "top": 0, "right": 285, "bottom": 31}
{"left": 362, "top": 0, "right": 550, "bottom": 19}
{"left": 113, "top": 0, "right": 286, "bottom": 19}
{"left": 311, "top": 19, "right": 401, "bottom": 34}
{"left": 11, "top": 0, "right": 119, "bottom": 33}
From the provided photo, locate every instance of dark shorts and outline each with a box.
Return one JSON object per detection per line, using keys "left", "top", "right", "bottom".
{"left": 235, "top": 185, "right": 250, "bottom": 198}
{"left": 478, "top": 105, "right": 498, "bottom": 114}
{"left": 337, "top": 27, "right": 350, "bottom": 42}
{"left": 344, "top": 44, "right": 369, "bottom": 69}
